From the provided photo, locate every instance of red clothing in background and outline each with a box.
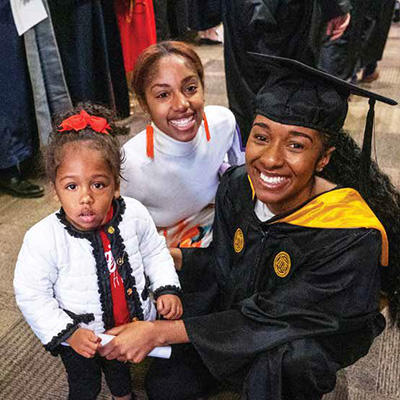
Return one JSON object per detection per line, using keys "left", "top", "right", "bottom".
{"left": 114, "top": 0, "right": 157, "bottom": 73}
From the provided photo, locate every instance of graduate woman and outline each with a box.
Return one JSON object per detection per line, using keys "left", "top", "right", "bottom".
{"left": 99, "top": 55, "right": 400, "bottom": 399}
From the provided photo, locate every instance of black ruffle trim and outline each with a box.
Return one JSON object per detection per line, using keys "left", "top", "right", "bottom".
{"left": 141, "top": 274, "right": 151, "bottom": 301}
{"left": 64, "top": 310, "right": 96, "bottom": 324}
{"left": 44, "top": 311, "right": 95, "bottom": 356}
{"left": 153, "top": 285, "right": 182, "bottom": 300}
{"left": 109, "top": 213, "right": 144, "bottom": 321}
{"left": 56, "top": 197, "right": 125, "bottom": 239}
{"left": 90, "top": 233, "right": 115, "bottom": 329}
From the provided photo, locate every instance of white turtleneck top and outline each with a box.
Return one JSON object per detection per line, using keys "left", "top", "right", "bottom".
{"left": 121, "top": 105, "right": 245, "bottom": 228}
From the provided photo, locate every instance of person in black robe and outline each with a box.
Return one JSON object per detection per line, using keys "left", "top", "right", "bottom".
{"left": 360, "top": 0, "right": 395, "bottom": 79}
{"left": 152, "top": 0, "right": 190, "bottom": 41}
{"left": 188, "top": 0, "right": 221, "bottom": 33}
{"left": 319, "top": 0, "right": 395, "bottom": 82}
{"left": 47, "top": 0, "right": 130, "bottom": 118}
{"left": 99, "top": 56, "right": 400, "bottom": 399}
{"left": 220, "top": 0, "right": 351, "bottom": 145}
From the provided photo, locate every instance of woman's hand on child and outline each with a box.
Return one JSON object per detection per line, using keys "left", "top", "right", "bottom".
{"left": 156, "top": 294, "right": 183, "bottom": 320}
{"left": 66, "top": 328, "right": 101, "bottom": 358}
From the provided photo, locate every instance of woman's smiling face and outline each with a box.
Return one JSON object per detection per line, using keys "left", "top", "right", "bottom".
{"left": 246, "top": 115, "right": 333, "bottom": 215}
{"left": 143, "top": 55, "right": 205, "bottom": 142}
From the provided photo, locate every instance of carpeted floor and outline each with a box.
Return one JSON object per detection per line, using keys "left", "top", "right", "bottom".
{"left": 0, "top": 316, "right": 242, "bottom": 399}
{"left": 0, "top": 316, "right": 140, "bottom": 399}
{"left": 1, "top": 313, "right": 399, "bottom": 399}
{"left": 1, "top": 23, "right": 400, "bottom": 400}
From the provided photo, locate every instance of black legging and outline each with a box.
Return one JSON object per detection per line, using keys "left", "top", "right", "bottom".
{"left": 146, "top": 344, "right": 218, "bottom": 400}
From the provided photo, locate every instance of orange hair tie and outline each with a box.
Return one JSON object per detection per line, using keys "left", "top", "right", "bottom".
{"left": 58, "top": 110, "right": 111, "bottom": 134}
{"left": 146, "top": 125, "right": 154, "bottom": 159}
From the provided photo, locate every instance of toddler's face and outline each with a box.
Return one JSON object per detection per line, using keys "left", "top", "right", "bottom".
{"left": 144, "top": 55, "right": 205, "bottom": 142}
{"left": 54, "top": 142, "right": 119, "bottom": 231}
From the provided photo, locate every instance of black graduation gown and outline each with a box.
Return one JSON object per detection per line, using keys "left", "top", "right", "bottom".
{"left": 152, "top": 0, "right": 189, "bottom": 41}
{"left": 319, "top": 0, "right": 394, "bottom": 79}
{"left": 221, "top": 0, "right": 349, "bottom": 144}
{"left": 47, "top": 0, "right": 130, "bottom": 117}
{"left": 187, "top": 0, "right": 221, "bottom": 31}
{"left": 361, "top": 0, "right": 395, "bottom": 65}
{"left": 221, "top": 0, "right": 313, "bottom": 145}
{"left": 221, "top": 0, "right": 351, "bottom": 144}
{"left": 181, "top": 166, "right": 386, "bottom": 386}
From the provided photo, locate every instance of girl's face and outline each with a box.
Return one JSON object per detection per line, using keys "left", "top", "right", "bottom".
{"left": 246, "top": 115, "right": 334, "bottom": 215}
{"left": 143, "top": 55, "right": 205, "bottom": 142}
{"left": 54, "top": 142, "right": 120, "bottom": 231}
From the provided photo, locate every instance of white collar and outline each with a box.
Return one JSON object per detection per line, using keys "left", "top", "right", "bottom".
{"left": 153, "top": 122, "right": 204, "bottom": 156}
{"left": 254, "top": 200, "right": 275, "bottom": 222}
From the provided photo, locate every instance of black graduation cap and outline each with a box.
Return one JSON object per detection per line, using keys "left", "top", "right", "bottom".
{"left": 248, "top": 52, "right": 397, "bottom": 195}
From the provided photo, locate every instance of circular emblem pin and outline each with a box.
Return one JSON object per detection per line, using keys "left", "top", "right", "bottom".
{"left": 233, "top": 228, "right": 244, "bottom": 253}
{"left": 273, "top": 252, "right": 291, "bottom": 278}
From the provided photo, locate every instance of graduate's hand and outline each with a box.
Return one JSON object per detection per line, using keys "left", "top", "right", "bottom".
{"left": 156, "top": 294, "right": 183, "bottom": 320}
{"left": 326, "top": 13, "right": 351, "bottom": 41}
{"left": 66, "top": 328, "right": 101, "bottom": 358}
{"left": 169, "top": 247, "right": 182, "bottom": 271}
{"left": 99, "top": 321, "right": 157, "bottom": 363}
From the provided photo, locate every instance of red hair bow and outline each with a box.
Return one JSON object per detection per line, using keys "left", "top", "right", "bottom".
{"left": 58, "top": 110, "right": 111, "bottom": 134}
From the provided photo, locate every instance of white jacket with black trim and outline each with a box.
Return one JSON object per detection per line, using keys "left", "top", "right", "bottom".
{"left": 14, "top": 196, "right": 180, "bottom": 353}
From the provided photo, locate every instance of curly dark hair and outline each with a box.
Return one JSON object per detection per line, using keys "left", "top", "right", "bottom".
{"left": 320, "top": 130, "right": 400, "bottom": 327}
{"left": 46, "top": 103, "right": 124, "bottom": 186}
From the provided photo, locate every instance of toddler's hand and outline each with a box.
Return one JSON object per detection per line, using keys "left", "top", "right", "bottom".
{"left": 156, "top": 294, "right": 183, "bottom": 320}
{"left": 66, "top": 328, "right": 101, "bottom": 358}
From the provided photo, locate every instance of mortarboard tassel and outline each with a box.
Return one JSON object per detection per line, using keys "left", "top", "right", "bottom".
{"left": 359, "top": 98, "right": 376, "bottom": 196}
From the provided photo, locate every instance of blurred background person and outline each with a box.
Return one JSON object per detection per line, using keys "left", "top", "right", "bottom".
{"left": 47, "top": 0, "right": 130, "bottom": 118}
{"left": 220, "top": 0, "right": 351, "bottom": 145}
{"left": 114, "top": 0, "right": 157, "bottom": 87}
{"left": 319, "top": 0, "right": 396, "bottom": 83}
{"left": 153, "top": 0, "right": 190, "bottom": 41}
{"left": 188, "top": 0, "right": 222, "bottom": 44}
{"left": 0, "top": 0, "right": 44, "bottom": 198}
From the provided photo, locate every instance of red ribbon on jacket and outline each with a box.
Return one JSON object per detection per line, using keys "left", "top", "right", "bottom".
{"left": 58, "top": 110, "right": 111, "bottom": 134}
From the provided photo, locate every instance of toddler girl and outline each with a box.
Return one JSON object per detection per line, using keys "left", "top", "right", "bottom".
{"left": 14, "top": 104, "right": 182, "bottom": 400}
{"left": 121, "top": 41, "right": 245, "bottom": 248}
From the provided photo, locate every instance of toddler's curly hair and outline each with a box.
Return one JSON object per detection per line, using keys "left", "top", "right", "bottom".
{"left": 46, "top": 103, "right": 124, "bottom": 186}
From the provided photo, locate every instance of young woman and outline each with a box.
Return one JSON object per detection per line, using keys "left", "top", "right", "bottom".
{"left": 99, "top": 56, "right": 400, "bottom": 400}
{"left": 121, "top": 41, "right": 244, "bottom": 248}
